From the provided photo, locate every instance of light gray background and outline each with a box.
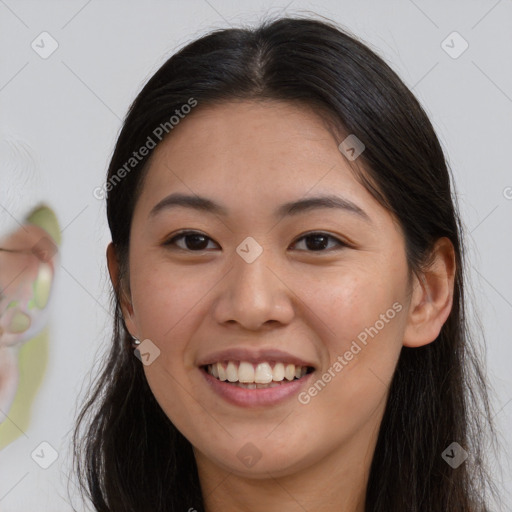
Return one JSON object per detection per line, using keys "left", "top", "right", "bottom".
{"left": 0, "top": 1, "right": 511, "bottom": 510}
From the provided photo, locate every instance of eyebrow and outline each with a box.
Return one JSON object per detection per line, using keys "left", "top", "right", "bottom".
{"left": 149, "top": 192, "right": 372, "bottom": 223}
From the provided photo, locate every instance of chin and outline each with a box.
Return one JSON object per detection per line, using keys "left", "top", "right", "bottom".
{"left": 193, "top": 435, "right": 321, "bottom": 479}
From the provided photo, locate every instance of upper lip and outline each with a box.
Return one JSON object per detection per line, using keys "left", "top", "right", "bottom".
{"left": 197, "top": 347, "right": 316, "bottom": 369}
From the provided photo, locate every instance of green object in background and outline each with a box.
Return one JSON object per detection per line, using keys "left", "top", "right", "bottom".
{"left": 26, "top": 205, "right": 61, "bottom": 246}
{"left": 30, "top": 263, "right": 53, "bottom": 310}
{"left": 0, "top": 329, "right": 49, "bottom": 449}
{"left": 0, "top": 204, "right": 60, "bottom": 448}
{"left": 9, "top": 312, "right": 31, "bottom": 333}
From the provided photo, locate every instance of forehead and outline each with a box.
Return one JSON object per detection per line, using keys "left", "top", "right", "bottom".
{"left": 134, "top": 100, "right": 390, "bottom": 229}
{"left": 154, "top": 100, "right": 340, "bottom": 164}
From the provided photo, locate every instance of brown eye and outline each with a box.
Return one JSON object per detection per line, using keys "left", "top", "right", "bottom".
{"left": 291, "top": 232, "right": 347, "bottom": 252}
{"left": 164, "top": 231, "right": 219, "bottom": 251}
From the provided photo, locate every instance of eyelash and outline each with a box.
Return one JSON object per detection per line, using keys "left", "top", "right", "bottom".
{"left": 163, "top": 230, "right": 350, "bottom": 253}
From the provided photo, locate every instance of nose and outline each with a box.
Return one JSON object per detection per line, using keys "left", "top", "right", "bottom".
{"left": 212, "top": 246, "right": 295, "bottom": 331}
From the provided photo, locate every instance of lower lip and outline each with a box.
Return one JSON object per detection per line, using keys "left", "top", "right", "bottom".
{"left": 200, "top": 367, "right": 314, "bottom": 407}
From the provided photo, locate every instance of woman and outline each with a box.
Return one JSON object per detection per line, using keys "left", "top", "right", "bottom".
{"left": 74, "top": 16, "right": 500, "bottom": 511}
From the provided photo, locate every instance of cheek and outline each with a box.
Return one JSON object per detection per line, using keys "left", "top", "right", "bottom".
{"left": 129, "top": 260, "right": 209, "bottom": 431}
{"left": 130, "top": 258, "right": 201, "bottom": 344}
{"left": 296, "top": 265, "right": 406, "bottom": 416}
{"left": 301, "top": 264, "right": 404, "bottom": 348}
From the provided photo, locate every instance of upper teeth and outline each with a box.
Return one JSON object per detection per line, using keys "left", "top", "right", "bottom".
{"left": 207, "top": 361, "right": 309, "bottom": 383}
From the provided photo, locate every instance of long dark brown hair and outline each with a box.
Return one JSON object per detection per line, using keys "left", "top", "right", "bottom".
{"left": 73, "top": 15, "right": 501, "bottom": 511}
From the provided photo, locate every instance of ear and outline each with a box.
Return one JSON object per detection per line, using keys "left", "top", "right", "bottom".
{"left": 106, "top": 242, "right": 138, "bottom": 339}
{"left": 403, "top": 237, "right": 456, "bottom": 348}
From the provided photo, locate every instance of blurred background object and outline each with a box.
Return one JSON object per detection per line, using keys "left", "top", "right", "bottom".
{"left": 0, "top": 135, "right": 60, "bottom": 448}
{"left": 0, "top": 206, "right": 60, "bottom": 420}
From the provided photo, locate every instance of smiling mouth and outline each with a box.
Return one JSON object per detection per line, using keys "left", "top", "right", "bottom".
{"left": 202, "top": 361, "right": 315, "bottom": 389}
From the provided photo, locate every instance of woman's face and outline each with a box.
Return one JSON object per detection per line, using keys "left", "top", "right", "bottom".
{"left": 120, "top": 100, "right": 415, "bottom": 478}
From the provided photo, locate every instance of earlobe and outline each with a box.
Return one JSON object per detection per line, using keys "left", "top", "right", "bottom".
{"left": 403, "top": 237, "right": 456, "bottom": 348}
{"left": 106, "top": 243, "right": 137, "bottom": 335}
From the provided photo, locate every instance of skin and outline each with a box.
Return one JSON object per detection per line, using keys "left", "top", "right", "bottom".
{"left": 107, "top": 100, "right": 455, "bottom": 512}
